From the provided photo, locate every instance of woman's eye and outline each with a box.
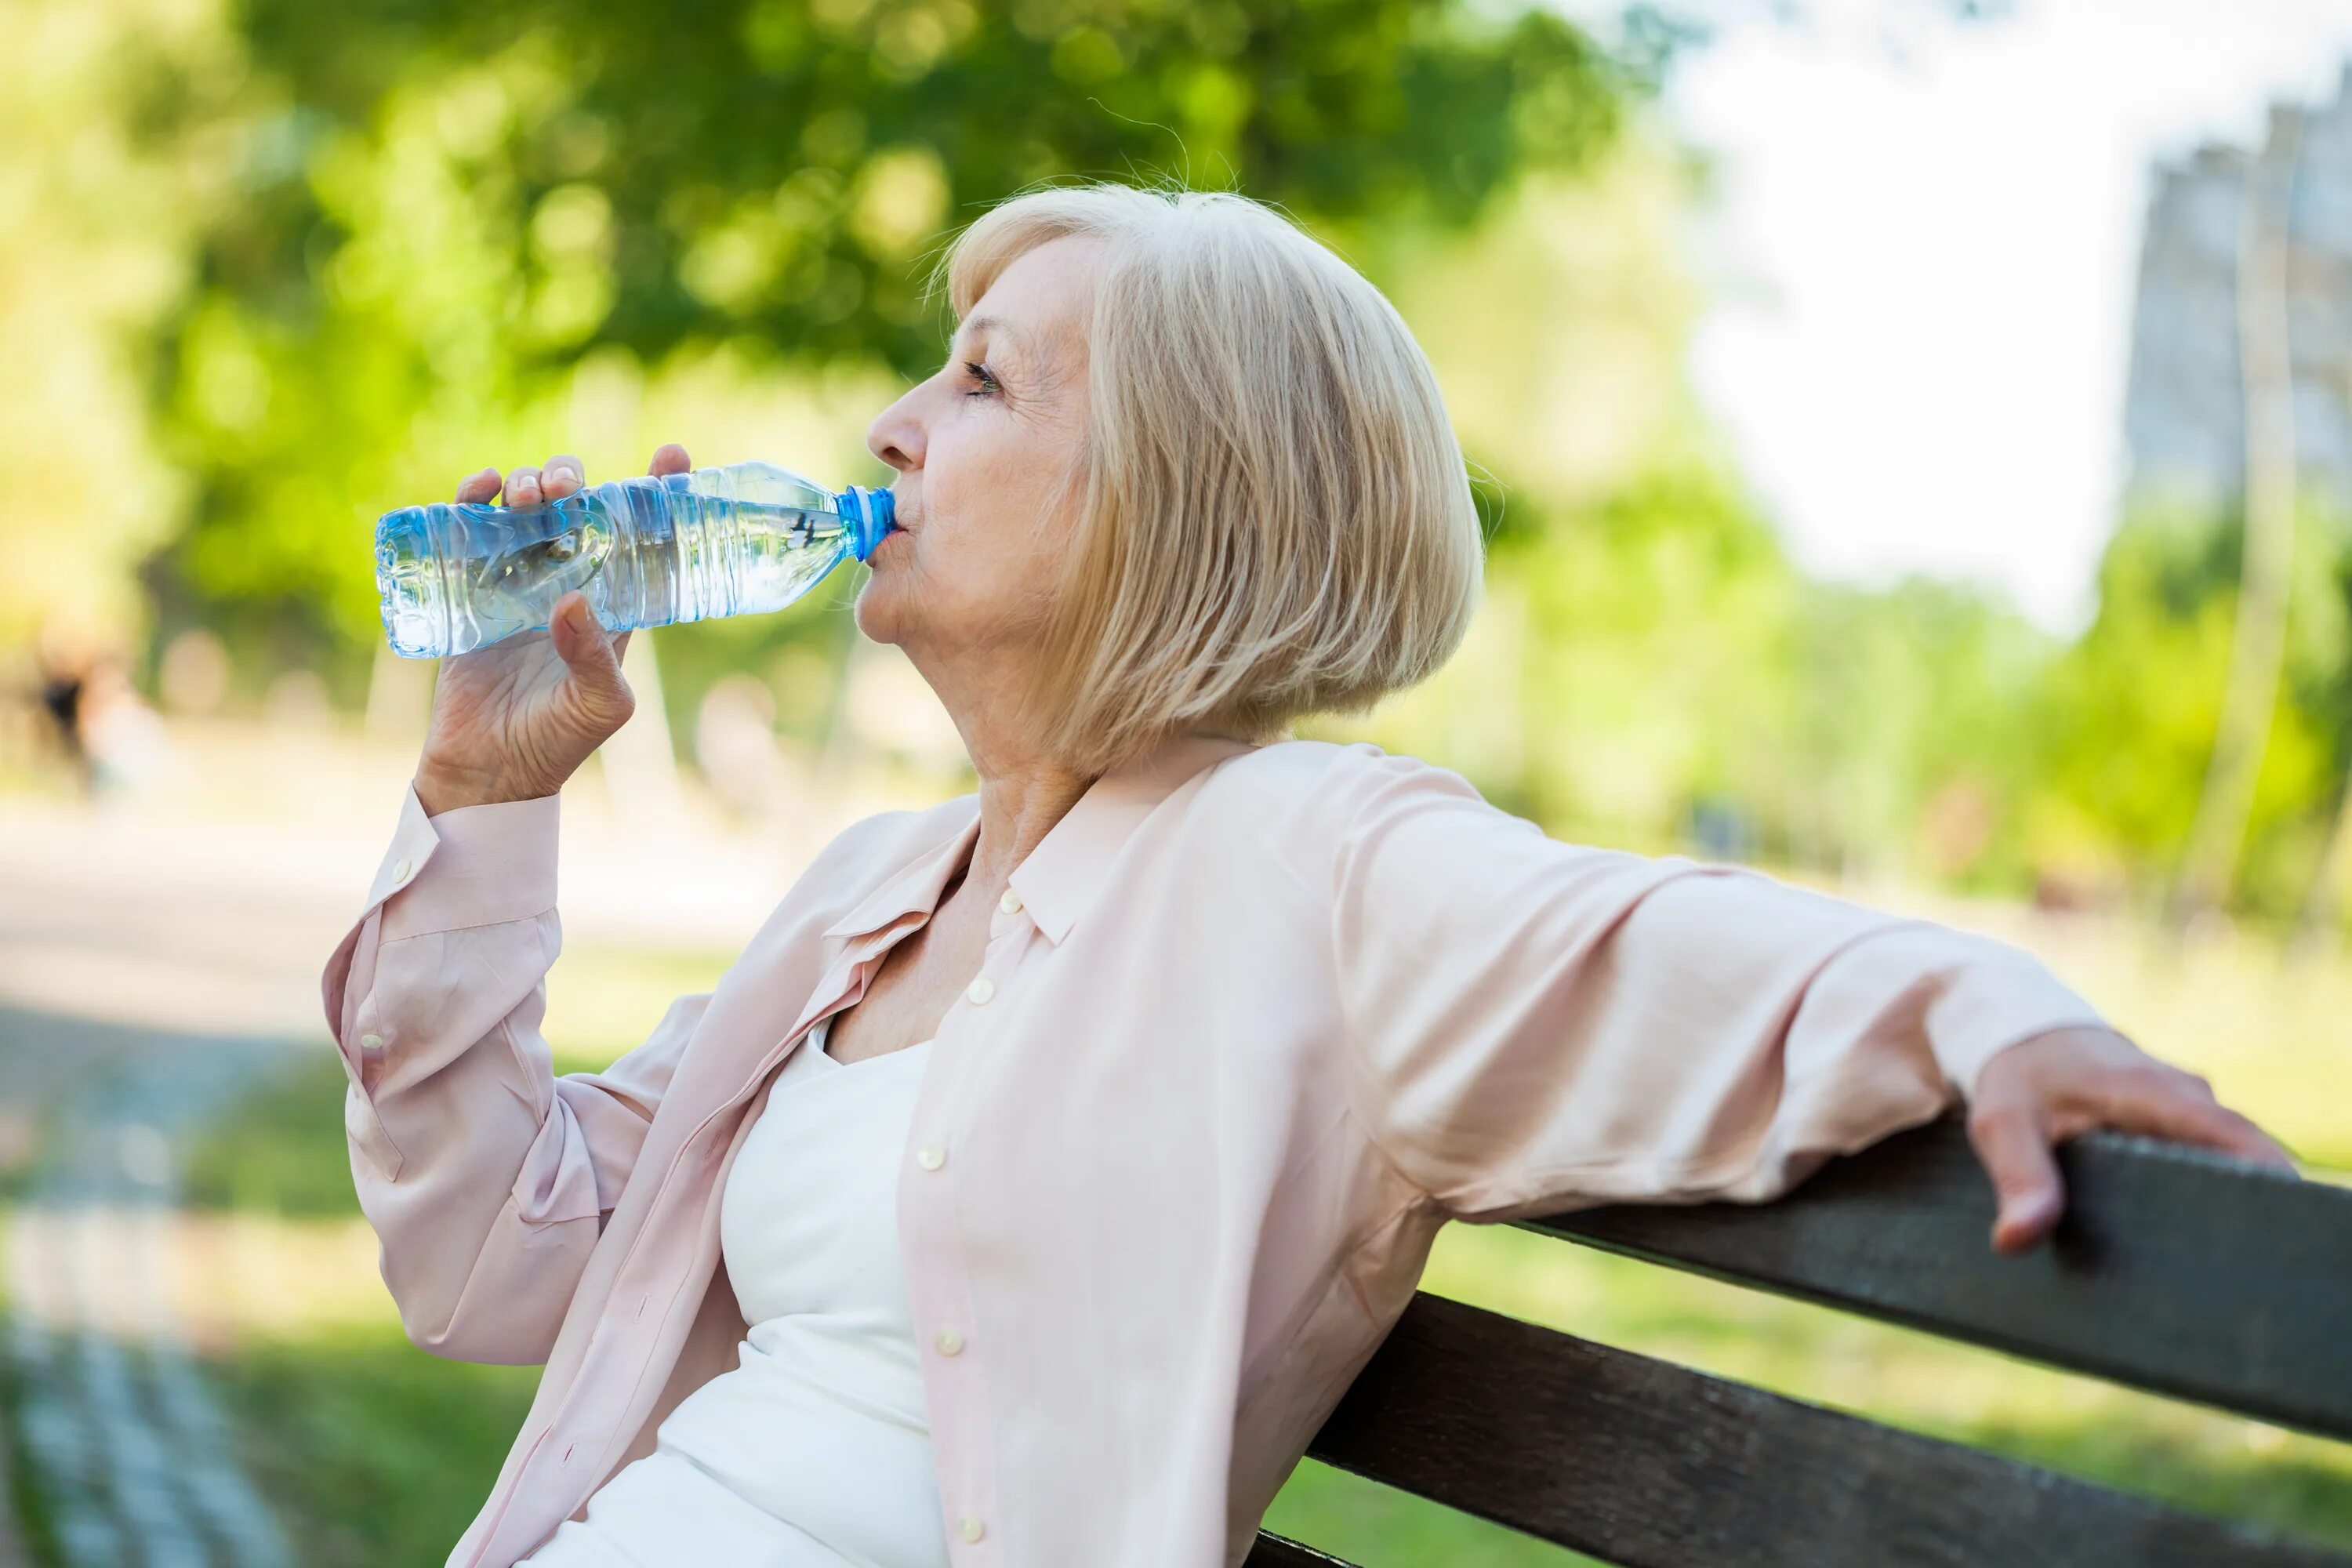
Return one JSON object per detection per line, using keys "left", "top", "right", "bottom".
{"left": 963, "top": 361, "right": 1000, "bottom": 397}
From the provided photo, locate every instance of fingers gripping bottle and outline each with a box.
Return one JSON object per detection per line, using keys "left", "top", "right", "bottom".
{"left": 375, "top": 462, "right": 898, "bottom": 658}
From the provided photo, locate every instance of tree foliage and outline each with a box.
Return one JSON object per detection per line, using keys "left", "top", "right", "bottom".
{"left": 2029, "top": 500, "right": 2352, "bottom": 916}
{"left": 31, "top": 0, "right": 2352, "bottom": 927}
{"left": 0, "top": 0, "right": 233, "bottom": 655}
{"left": 143, "top": 0, "right": 1629, "bottom": 668}
{"left": 215, "top": 0, "right": 1621, "bottom": 371}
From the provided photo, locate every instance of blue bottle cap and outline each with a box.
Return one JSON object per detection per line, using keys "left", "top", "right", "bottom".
{"left": 837, "top": 486, "right": 898, "bottom": 561}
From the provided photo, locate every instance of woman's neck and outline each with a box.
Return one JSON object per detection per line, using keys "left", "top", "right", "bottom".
{"left": 966, "top": 739, "right": 1094, "bottom": 890}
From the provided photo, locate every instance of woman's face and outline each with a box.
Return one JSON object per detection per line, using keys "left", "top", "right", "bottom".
{"left": 857, "top": 237, "right": 1098, "bottom": 701}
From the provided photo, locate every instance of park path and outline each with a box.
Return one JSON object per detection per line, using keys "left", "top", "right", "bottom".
{"left": 0, "top": 728, "right": 829, "bottom": 1564}
{"left": 0, "top": 764, "right": 377, "bottom": 1566}
{"left": 0, "top": 761, "right": 416, "bottom": 1566}
{"left": 4, "top": 1011, "right": 295, "bottom": 1568}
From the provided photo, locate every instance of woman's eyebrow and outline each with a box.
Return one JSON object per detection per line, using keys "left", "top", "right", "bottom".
{"left": 954, "top": 313, "right": 1033, "bottom": 362}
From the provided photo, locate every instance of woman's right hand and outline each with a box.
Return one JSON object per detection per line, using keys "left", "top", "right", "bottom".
{"left": 412, "top": 445, "right": 692, "bottom": 815}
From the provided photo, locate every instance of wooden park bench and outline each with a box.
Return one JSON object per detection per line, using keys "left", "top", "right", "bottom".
{"left": 1247, "top": 1116, "right": 2352, "bottom": 1567}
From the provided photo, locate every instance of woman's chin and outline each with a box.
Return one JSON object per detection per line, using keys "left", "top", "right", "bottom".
{"left": 852, "top": 584, "right": 907, "bottom": 647}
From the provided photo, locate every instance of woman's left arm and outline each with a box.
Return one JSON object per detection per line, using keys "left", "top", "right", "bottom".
{"left": 1325, "top": 750, "right": 2298, "bottom": 1251}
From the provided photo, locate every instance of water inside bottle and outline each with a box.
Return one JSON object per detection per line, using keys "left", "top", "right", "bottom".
{"left": 378, "top": 474, "right": 855, "bottom": 657}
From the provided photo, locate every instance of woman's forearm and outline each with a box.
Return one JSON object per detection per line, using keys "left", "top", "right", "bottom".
{"left": 323, "top": 786, "right": 679, "bottom": 1362}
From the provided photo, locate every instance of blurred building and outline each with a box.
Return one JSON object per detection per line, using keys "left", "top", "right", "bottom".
{"left": 2124, "top": 63, "right": 2352, "bottom": 511}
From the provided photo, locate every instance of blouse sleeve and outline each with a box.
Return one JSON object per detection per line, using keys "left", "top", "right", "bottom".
{"left": 321, "top": 784, "right": 704, "bottom": 1364}
{"left": 1327, "top": 750, "right": 2109, "bottom": 1224}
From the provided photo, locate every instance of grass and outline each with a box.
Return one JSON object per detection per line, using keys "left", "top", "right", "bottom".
{"left": 1265, "top": 1463, "right": 1601, "bottom": 1566}
{"left": 205, "top": 1327, "right": 540, "bottom": 1568}
{"left": 0, "top": 1214, "right": 63, "bottom": 1568}
{"left": 55, "top": 916, "right": 2352, "bottom": 1563}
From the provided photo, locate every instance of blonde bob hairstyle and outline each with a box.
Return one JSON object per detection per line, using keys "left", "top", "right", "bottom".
{"left": 939, "top": 183, "right": 1483, "bottom": 775}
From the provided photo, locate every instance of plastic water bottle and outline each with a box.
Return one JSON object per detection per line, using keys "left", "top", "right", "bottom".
{"left": 374, "top": 462, "right": 897, "bottom": 658}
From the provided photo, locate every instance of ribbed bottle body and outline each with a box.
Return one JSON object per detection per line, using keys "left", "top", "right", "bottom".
{"left": 376, "top": 463, "right": 888, "bottom": 658}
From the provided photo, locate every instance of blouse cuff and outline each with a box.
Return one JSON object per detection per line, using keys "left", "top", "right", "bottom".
{"left": 1915, "top": 931, "right": 2112, "bottom": 1099}
{"left": 377, "top": 784, "right": 561, "bottom": 942}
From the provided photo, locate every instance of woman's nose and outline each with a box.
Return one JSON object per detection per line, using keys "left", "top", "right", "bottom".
{"left": 866, "top": 390, "right": 925, "bottom": 474}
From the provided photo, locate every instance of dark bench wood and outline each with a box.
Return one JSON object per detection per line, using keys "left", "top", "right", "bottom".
{"left": 1249, "top": 1116, "right": 2352, "bottom": 1566}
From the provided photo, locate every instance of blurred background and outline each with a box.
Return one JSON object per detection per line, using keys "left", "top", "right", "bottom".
{"left": 3, "top": 0, "right": 2350, "bottom": 1562}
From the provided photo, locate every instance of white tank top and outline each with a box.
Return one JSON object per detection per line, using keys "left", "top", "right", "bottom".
{"left": 521, "top": 1020, "right": 950, "bottom": 1568}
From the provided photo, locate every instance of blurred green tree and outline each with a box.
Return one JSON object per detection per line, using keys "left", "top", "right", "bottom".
{"left": 1785, "top": 575, "right": 2053, "bottom": 889}
{"left": 0, "top": 0, "right": 237, "bottom": 661}
{"left": 2027, "top": 499, "right": 2350, "bottom": 918}
{"left": 1344, "top": 137, "right": 2059, "bottom": 887}
{"left": 146, "top": 0, "right": 1632, "bottom": 679}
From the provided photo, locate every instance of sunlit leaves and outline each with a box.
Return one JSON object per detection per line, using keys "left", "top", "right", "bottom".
{"left": 140, "top": 0, "right": 1627, "bottom": 677}
{"left": 848, "top": 145, "right": 949, "bottom": 260}
{"left": 0, "top": 0, "right": 227, "bottom": 650}
{"left": 180, "top": 0, "right": 1624, "bottom": 378}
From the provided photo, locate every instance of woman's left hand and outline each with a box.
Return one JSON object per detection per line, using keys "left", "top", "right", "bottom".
{"left": 1965, "top": 1025, "right": 2299, "bottom": 1255}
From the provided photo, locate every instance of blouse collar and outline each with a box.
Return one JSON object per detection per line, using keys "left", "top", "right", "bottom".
{"left": 822, "top": 733, "right": 1256, "bottom": 946}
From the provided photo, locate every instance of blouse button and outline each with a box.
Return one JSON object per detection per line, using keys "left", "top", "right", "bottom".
{"left": 935, "top": 1328, "right": 964, "bottom": 1356}
{"left": 391, "top": 857, "right": 414, "bottom": 884}
{"left": 959, "top": 1516, "right": 985, "bottom": 1544}
{"left": 916, "top": 1145, "right": 946, "bottom": 1171}
{"left": 997, "top": 888, "right": 1023, "bottom": 915}
{"left": 965, "top": 977, "right": 995, "bottom": 1007}
{"left": 358, "top": 1033, "right": 385, "bottom": 1052}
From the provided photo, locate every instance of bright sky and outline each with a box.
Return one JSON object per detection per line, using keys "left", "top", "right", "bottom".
{"left": 1639, "top": 0, "right": 2352, "bottom": 631}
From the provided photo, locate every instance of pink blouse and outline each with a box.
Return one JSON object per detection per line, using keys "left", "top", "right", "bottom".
{"left": 321, "top": 735, "right": 2108, "bottom": 1567}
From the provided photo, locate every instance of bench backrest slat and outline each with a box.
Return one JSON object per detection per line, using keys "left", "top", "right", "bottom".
{"left": 1519, "top": 1116, "right": 2352, "bottom": 1441}
{"left": 1244, "top": 1534, "right": 1361, "bottom": 1568}
{"left": 1301, "top": 1290, "right": 2351, "bottom": 1567}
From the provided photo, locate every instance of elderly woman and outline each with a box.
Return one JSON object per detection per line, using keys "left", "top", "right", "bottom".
{"left": 324, "top": 183, "right": 2294, "bottom": 1568}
